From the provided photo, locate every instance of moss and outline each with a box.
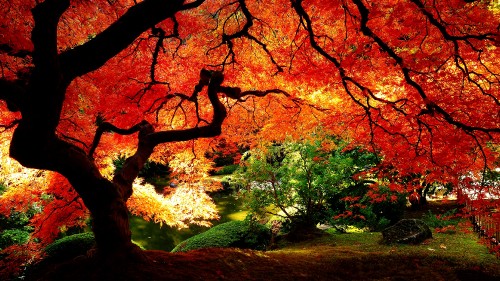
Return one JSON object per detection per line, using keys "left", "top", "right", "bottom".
{"left": 172, "top": 220, "right": 271, "bottom": 253}
{"left": 44, "top": 232, "right": 95, "bottom": 260}
{"left": 43, "top": 232, "right": 146, "bottom": 261}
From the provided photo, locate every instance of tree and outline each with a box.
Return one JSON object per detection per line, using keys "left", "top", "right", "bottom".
{"left": 0, "top": 0, "right": 499, "bottom": 265}
{"left": 235, "top": 138, "right": 378, "bottom": 231}
{"left": 237, "top": 138, "right": 407, "bottom": 233}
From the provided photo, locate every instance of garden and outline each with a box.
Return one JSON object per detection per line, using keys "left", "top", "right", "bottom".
{"left": 1, "top": 0, "right": 500, "bottom": 280}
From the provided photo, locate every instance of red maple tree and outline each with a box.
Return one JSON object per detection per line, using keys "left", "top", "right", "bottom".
{"left": 0, "top": 0, "right": 499, "bottom": 269}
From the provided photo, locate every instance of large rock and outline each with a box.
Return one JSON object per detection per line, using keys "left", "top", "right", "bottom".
{"left": 381, "top": 219, "right": 432, "bottom": 244}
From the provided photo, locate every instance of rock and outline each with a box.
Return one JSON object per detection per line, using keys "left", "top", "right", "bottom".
{"left": 381, "top": 219, "right": 432, "bottom": 244}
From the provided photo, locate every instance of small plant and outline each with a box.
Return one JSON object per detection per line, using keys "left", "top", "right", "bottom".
{"left": 0, "top": 229, "right": 31, "bottom": 250}
{"left": 423, "top": 209, "right": 461, "bottom": 233}
{"left": 0, "top": 205, "right": 40, "bottom": 250}
{"left": 211, "top": 164, "right": 239, "bottom": 176}
{"left": 0, "top": 181, "right": 6, "bottom": 195}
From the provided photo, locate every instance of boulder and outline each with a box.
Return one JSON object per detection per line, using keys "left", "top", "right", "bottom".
{"left": 381, "top": 219, "right": 432, "bottom": 244}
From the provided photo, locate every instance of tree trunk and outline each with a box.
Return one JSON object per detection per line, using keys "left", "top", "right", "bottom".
{"left": 90, "top": 186, "right": 143, "bottom": 260}
{"left": 10, "top": 125, "right": 143, "bottom": 260}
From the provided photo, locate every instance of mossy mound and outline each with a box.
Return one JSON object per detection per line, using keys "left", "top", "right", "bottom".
{"left": 44, "top": 232, "right": 96, "bottom": 260}
{"left": 172, "top": 220, "right": 271, "bottom": 252}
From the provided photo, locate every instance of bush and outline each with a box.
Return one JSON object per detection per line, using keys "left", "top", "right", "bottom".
{"left": 329, "top": 183, "right": 408, "bottom": 232}
{"left": 44, "top": 232, "right": 95, "bottom": 260}
{"left": 0, "top": 207, "right": 39, "bottom": 250}
{"left": 0, "top": 181, "right": 6, "bottom": 195}
{"left": 423, "top": 209, "right": 461, "bottom": 229}
{"left": 235, "top": 138, "right": 383, "bottom": 231}
{"left": 0, "top": 229, "right": 31, "bottom": 250}
{"left": 171, "top": 220, "right": 271, "bottom": 253}
{"left": 211, "top": 164, "right": 239, "bottom": 176}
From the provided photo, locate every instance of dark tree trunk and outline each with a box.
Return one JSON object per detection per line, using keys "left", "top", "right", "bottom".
{"left": 10, "top": 125, "right": 143, "bottom": 259}
{"left": 89, "top": 186, "right": 141, "bottom": 259}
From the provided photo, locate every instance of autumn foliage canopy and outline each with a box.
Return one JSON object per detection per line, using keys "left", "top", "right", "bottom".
{"left": 0, "top": 0, "right": 499, "bottom": 272}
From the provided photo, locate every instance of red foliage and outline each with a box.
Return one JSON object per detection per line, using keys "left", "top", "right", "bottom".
{"left": 0, "top": 243, "right": 42, "bottom": 280}
{"left": 30, "top": 174, "right": 88, "bottom": 245}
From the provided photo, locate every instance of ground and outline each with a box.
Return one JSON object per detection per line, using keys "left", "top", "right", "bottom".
{"left": 25, "top": 234, "right": 500, "bottom": 281}
{"left": 25, "top": 201, "right": 500, "bottom": 280}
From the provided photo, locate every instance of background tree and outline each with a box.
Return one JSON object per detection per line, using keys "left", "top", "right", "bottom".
{"left": 234, "top": 138, "right": 374, "bottom": 230}
{"left": 235, "top": 137, "right": 405, "bottom": 233}
{"left": 0, "top": 0, "right": 499, "bottom": 269}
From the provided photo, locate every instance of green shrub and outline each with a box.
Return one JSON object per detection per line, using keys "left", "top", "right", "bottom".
{"left": 43, "top": 232, "right": 146, "bottom": 261}
{"left": 172, "top": 220, "right": 271, "bottom": 253}
{"left": 113, "top": 155, "right": 171, "bottom": 187}
{"left": 3, "top": 211, "right": 30, "bottom": 229}
{"left": 0, "top": 229, "right": 31, "bottom": 250}
{"left": 0, "top": 206, "right": 40, "bottom": 250}
{"left": 44, "top": 232, "right": 95, "bottom": 260}
{"left": 0, "top": 181, "right": 6, "bottom": 195}
{"left": 423, "top": 209, "right": 461, "bottom": 229}
{"left": 235, "top": 138, "right": 393, "bottom": 231}
{"left": 211, "top": 164, "right": 239, "bottom": 176}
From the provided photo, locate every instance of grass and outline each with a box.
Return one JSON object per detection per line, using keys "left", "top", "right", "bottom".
{"left": 299, "top": 231, "right": 499, "bottom": 270}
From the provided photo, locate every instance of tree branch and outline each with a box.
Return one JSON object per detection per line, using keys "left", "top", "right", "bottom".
{"left": 88, "top": 120, "right": 152, "bottom": 159}
{"left": 351, "top": 0, "right": 500, "bottom": 134}
{"left": 207, "top": 0, "right": 283, "bottom": 72}
{"left": 31, "top": 0, "right": 70, "bottom": 72}
{"left": 112, "top": 121, "right": 155, "bottom": 199}
{"left": 148, "top": 69, "right": 227, "bottom": 145}
{"left": 59, "top": 0, "right": 185, "bottom": 81}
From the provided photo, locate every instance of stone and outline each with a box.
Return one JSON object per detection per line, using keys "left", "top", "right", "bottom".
{"left": 381, "top": 219, "right": 432, "bottom": 244}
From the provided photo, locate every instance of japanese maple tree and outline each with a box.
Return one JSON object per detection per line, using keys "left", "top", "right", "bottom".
{"left": 0, "top": 0, "right": 499, "bottom": 267}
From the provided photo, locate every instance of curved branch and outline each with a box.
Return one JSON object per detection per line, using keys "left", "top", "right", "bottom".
{"left": 88, "top": 69, "right": 228, "bottom": 197}
{"left": 112, "top": 121, "right": 155, "bottom": 199}
{"left": 88, "top": 120, "right": 152, "bottom": 159}
{"left": 59, "top": 0, "right": 185, "bottom": 81}
{"left": 148, "top": 69, "right": 228, "bottom": 145}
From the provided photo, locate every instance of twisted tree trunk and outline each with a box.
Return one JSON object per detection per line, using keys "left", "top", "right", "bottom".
{"left": 4, "top": 0, "right": 228, "bottom": 259}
